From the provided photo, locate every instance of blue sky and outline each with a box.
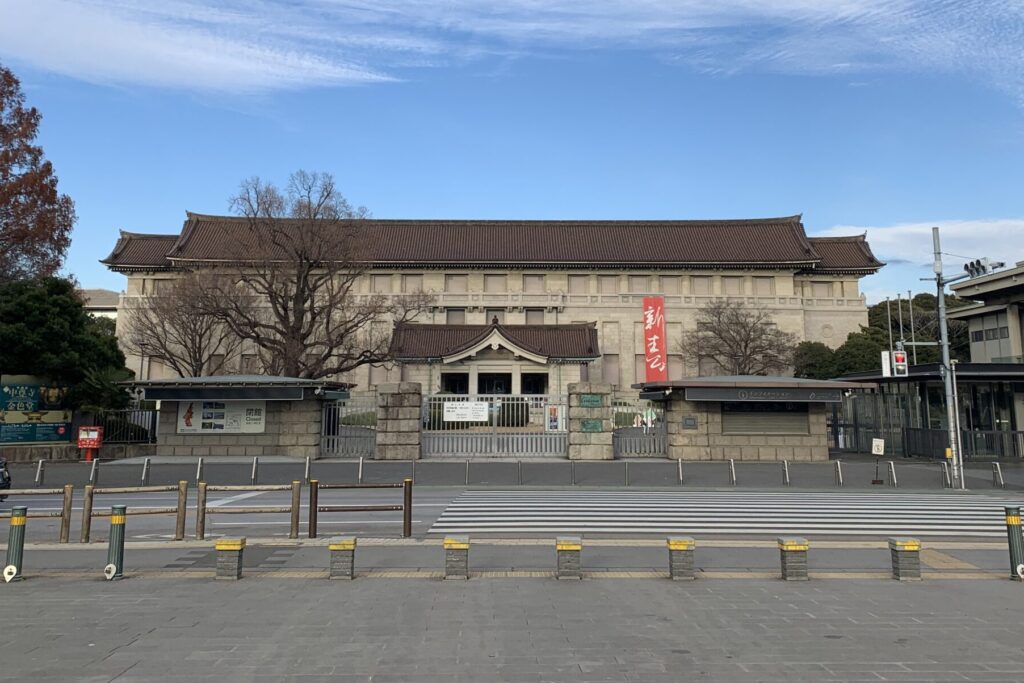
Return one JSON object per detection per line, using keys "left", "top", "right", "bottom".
{"left": 2, "top": 0, "right": 1023, "bottom": 302}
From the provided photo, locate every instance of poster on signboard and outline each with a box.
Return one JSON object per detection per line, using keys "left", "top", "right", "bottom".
{"left": 642, "top": 296, "right": 669, "bottom": 383}
{"left": 443, "top": 401, "right": 489, "bottom": 422}
{"left": 545, "top": 404, "right": 566, "bottom": 432}
{"left": 0, "top": 378, "right": 72, "bottom": 444}
{"left": 177, "top": 401, "right": 266, "bottom": 434}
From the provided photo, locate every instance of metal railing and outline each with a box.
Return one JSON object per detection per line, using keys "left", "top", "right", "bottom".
{"left": 611, "top": 399, "right": 666, "bottom": 458}
{"left": 80, "top": 482, "right": 188, "bottom": 543}
{"left": 321, "top": 399, "right": 377, "bottom": 457}
{"left": 96, "top": 409, "right": 159, "bottom": 444}
{"left": 422, "top": 394, "right": 568, "bottom": 458}
{"left": 308, "top": 479, "right": 412, "bottom": 539}
{"left": 0, "top": 486, "right": 74, "bottom": 542}
{"left": 904, "top": 427, "right": 1024, "bottom": 460}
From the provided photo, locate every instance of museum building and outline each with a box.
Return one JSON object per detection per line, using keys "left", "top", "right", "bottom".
{"left": 102, "top": 213, "right": 882, "bottom": 395}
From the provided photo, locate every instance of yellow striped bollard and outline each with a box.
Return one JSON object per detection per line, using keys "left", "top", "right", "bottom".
{"left": 105, "top": 505, "right": 126, "bottom": 581}
{"left": 4, "top": 506, "right": 27, "bottom": 582}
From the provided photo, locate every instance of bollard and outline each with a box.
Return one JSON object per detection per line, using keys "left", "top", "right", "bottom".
{"left": 444, "top": 535, "right": 470, "bottom": 580}
{"left": 195, "top": 457, "right": 204, "bottom": 484}
{"left": 5, "top": 506, "right": 27, "bottom": 582}
{"left": 624, "top": 460, "right": 630, "bottom": 486}
{"left": 728, "top": 459, "right": 737, "bottom": 486}
{"left": 887, "top": 460, "right": 898, "bottom": 488}
{"left": 571, "top": 460, "right": 576, "bottom": 485}
{"left": 80, "top": 484, "right": 95, "bottom": 543}
{"left": 105, "top": 504, "right": 126, "bottom": 580}
{"left": 992, "top": 463, "right": 1005, "bottom": 489}
{"left": 834, "top": 460, "right": 844, "bottom": 487}
{"left": 677, "top": 458, "right": 683, "bottom": 485}
{"left": 289, "top": 480, "right": 301, "bottom": 539}
{"left": 34, "top": 459, "right": 44, "bottom": 487}
{"left": 667, "top": 537, "right": 695, "bottom": 581}
{"left": 556, "top": 536, "right": 583, "bottom": 580}
{"left": 465, "top": 460, "right": 470, "bottom": 486}
{"left": 215, "top": 538, "right": 245, "bottom": 580}
{"left": 141, "top": 458, "right": 151, "bottom": 486}
{"left": 195, "top": 482, "right": 207, "bottom": 540}
{"left": 403, "top": 478, "right": 413, "bottom": 538}
{"left": 358, "top": 457, "right": 364, "bottom": 484}
{"left": 412, "top": 459, "right": 416, "bottom": 484}
{"left": 782, "top": 460, "right": 791, "bottom": 487}
{"left": 518, "top": 460, "right": 523, "bottom": 486}
{"left": 1005, "top": 506, "right": 1023, "bottom": 582}
{"left": 888, "top": 537, "right": 922, "bottom": 581}
{"left": 328, "top": 536, "right": 356, "bottom": 580}
{"left": 778, "top": 537, "right": 809, "bottom": 581}
{"left": 304, "top": 456, "right": 311, "bottom": 484}
{"left": 89, "top": 459, "right": 99, "bottom": 485}
{"left": 59, "top": 484, "right": 73, "bottom": 544}
{"left": 308, "top": 480, "right": 319, "bottom": 539}
{"left": 174, "top": 480, "right": 188, "bottom": 541}
{"left": 941, "top": 461, "right": 952, "bottom": 488}
{"left": 250, "top": 456, "right": 259, "bottom": 486}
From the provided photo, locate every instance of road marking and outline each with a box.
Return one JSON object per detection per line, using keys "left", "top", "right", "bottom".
{"left": 210, "top": 520, "right": 422, "bottom": 526}
{"left": 920, "top": 549, "right": 979, "bottom": 570}
{"left": 207, "top": 491, "right": 266, "bottom": 507}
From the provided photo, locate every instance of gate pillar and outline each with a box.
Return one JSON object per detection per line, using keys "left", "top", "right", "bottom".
{"left": 375, "top": 383, "right": 423, "bottom": 460}
{"left": 568, "top": 382, "right": 613, "bottom": 460}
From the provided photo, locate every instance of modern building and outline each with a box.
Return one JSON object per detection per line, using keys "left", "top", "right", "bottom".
{"left": 949, "top": 261, "right": 1024, "bottom": 363}
{"left": 102, "top": 213, "right": 882, "bottom": 394}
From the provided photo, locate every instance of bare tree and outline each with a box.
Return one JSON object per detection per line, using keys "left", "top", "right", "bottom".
{"left": 196, "top": 171, "right": 432, "bottom": 379}
{"left": 122, "top": 273, "right": 240, "bottom": 377}
{"left": 679, "top": 299, "right": 797, "bottom": 376}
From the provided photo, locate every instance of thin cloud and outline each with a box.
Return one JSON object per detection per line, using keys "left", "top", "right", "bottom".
{"left": 0, "top": 0, "right": 1022, "bottom": 98}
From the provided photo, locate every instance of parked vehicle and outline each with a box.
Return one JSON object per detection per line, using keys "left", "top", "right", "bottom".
{"left": 0, "top": 457, "right": 10, "bottom": 501}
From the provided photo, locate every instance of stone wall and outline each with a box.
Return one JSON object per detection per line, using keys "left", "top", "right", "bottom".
{"left": 155, "top": 399, "right": 321, "bottom": 458}
{"left": 0, "top": 443, "right": 156, "bottom": 463}
{"left": 375, "top": 382, "right": 422, "bottom": 460}
{"left": 665, "top": 400, "right": 829, "bottom": 461}
{"left": 567, "top": 382, "right": 613, "bottom": 460}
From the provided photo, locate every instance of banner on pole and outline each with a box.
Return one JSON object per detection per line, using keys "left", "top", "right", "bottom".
{"left": 642, "top": 296, "right": 668, "bottom": 383}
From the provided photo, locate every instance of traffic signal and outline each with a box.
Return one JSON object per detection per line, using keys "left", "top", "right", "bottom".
{"left": 964, "top": 258, "right": 1005, "bottom": 278}
{"left": 893, "top": 350, "right": 908, "bottom": 377}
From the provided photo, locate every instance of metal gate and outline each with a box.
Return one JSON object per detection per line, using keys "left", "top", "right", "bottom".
{"left": 612, "top": 399, "right": 666, "bottom": 458}
{"left": 321, "top": 398, "right": 377, "bottom": 457}
{"left": 422, "top": 394, "right": 568, "bottom": 458}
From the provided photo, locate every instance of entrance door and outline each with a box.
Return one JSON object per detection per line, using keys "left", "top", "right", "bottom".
{"left": 478, "top": 373, "right": 511, "bottom": 395}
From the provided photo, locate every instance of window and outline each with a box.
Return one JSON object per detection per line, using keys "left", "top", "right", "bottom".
{"left": 207, "top": 354, "right": 225, "bottom": 375}
{"left": 598, "top": 275, "right": 619, "bottom": 294}
{"left": 402, "top": 274, "right": 423, "bottom": 293}
{"left": 753, "top": 277, "right": 775, "bottom": 296}
{"left": 371, "top": 274, "right": 391, "bottom": 293}
{"left": 445, "top": 274, "right": 467, "bottom": 293}
{"left": 628, "top": 275, "right": 650, "bottom": 293}
{"left": 691, "top": 276, "right": 711, "bottom": 295}
{"left": 485, "top": 309, "right": 504, "bottom": 324}
{"left": 668, "top": 355, "right": 684, "bottom": 380}
{"left": 601, "top": 354, "right": 620, "bottom": 386}
{"left": 484, "top": 274, "right": 507, "bottom": 292}
{"left": 525, "top": 308, "right": 545, "bottom": 325}
{"left": 634, "top": 354, "right": 646, "bottom": 384}
{"left": 523, "top": 274, "right": 546, "bottom": 293}
{"left": 240, "top": 354, "right": 259, "bottom": 374}
{"left": 1000, "top": 326, "right": 1010, "bottom": 339}
{"left": 811, "top": 281, "right": 834, "bottom": 298}
{"left": 722, "top": 276, "right": 743, "bottom": 296}
{"left": 568, "top": 275, "right": 590, "bottom": 294}
{"left": 971, "top": 330, "right": 984, "bottom": 342}
{"left": 368, "top": 364, "right": 389, "bottom": 386}
{"left": 446, "top": 308, "right": 466, "bottom": 324}
{"left": 985, "top": 328, "right": 998, "bottom": 341}
{"left": 660, "top": 276, "right": 681, "bottom": 294}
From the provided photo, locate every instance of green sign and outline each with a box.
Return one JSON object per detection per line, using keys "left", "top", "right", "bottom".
{"left": 581, "top": 419, "right": 603, "bottom": 433}
{"left": 579, "top": 394, "right": 603, "bottom": 408}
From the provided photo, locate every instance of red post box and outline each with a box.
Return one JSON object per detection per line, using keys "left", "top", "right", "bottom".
{"left": 78, "top": 426, "right": 104, "bottom": 462}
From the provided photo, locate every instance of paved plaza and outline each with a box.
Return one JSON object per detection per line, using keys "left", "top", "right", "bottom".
{"left": 3, "top": 574, "right": 1024, "bottom": 682}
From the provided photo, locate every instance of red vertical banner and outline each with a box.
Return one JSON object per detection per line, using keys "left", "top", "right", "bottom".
{"left": 642, "top": 296, "right": 668, "bottom": 383}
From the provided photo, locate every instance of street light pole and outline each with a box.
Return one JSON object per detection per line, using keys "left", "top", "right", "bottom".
{"left": 932, "top": 227, "right": 967, "bottom": 488}
{"left": 951, "top": 359, "right": 965, "bottom": 490}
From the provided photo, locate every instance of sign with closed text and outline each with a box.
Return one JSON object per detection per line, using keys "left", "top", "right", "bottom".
{"left": 642, "top": 296, "right": 668, "bottom": 383}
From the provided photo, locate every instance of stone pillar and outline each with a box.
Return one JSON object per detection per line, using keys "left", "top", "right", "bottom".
{"left": 556, "top": 536, "right": 582, "bottom": 580}
{"left": 778, "top": 537, "right": 809, "bottom": 581}
{"left": 328, "top": 536, "right": 356, "bottom": 580}
{"left": 667, "top": 537, "right": 696, "bottom": 580}
{"left": 567, "top": 382, "right": 613, "bottom": 460}
{"left": 888, "top": 537, "right": 921, "bottom": 581}
{"left": 444, "top": 536, "right": 470, "bottom": 580}
{"left": 375, "top": 383, "right": 422, "bottom": 460}
{"left": 215, "top": 538, "right": 245, "bottom": 580}
{"left": 665, "top": 398, "right": 713, "bottom": 460}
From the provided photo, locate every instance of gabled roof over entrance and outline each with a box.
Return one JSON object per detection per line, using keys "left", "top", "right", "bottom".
{"left": 390, "top": 322, "right": 600, "bottom": 363}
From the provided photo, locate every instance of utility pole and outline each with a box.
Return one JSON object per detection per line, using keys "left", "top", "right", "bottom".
{"left": 907, "top": 290, "right": 918, "bottom": 364}
{"left": 931, "top": 227, "right": 965, "bottom": 489}
{"left": 885, "top": 297, "right": 894, "bottom": 361}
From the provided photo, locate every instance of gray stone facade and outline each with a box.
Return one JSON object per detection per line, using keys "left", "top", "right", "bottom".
{"left": 567, "top": 382, "right": 613, "bottom": 460}
{"left": 375, "top": 383, "right": 422, "bottom": 460}
{"left": 155, "top": 399, "right": 321, "bottom": 458}
{"left": 665, "top": 399, "right": 829, "bottom": 461}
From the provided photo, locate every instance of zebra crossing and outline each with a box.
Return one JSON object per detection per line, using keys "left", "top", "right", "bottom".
{"left": 429, "top": 490, "right": 1024, "bottom": 537}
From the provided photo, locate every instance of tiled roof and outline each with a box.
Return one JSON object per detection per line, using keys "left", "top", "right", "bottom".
{"left": 101, "top": 231, "right": 178, "bottom": 270}
{"left": 101, "top": 214, "right": 883, "bottom": 274}
{"left": 806, "top": 236, "right": 883, "bottom": 273}
{"left": 389, "top": 322, "right": 600, "bottom": 360}
{"left": 80, "top": 288, "right": 120, "bottom": 308}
